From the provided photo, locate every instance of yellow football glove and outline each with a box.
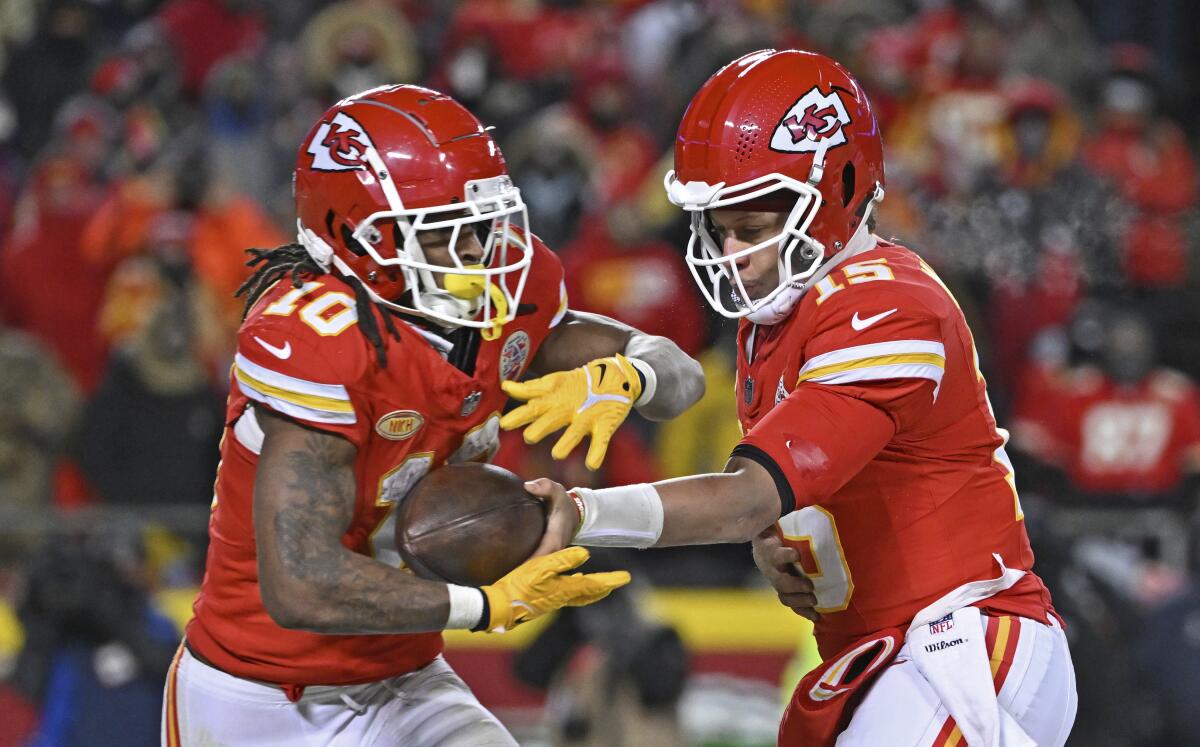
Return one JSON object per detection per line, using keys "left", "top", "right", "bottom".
{"left": 500, "top": 354, "right": 643, "bottom": 471}
{"left": 479, "top": 547, "right": 630, "bottom": 633}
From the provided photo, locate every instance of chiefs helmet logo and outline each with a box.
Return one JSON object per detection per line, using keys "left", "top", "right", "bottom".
{"left": 307, "top": 112, "right": 376, "bottom": 172}
{"left": 770, "top": 87, "right": 852, "bottom": 156}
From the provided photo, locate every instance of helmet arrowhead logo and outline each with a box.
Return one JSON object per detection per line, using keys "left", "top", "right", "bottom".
{"left": 307, "top": 112, "right": 376, "bottom": 171}
{"left": 770, "top": 87, "right": 852, "bottom": 154}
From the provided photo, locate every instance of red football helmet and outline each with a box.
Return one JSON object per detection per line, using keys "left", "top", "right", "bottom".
{"left": 665, "top": 49, "right": 885, "bottom": 320}
{"left": 293, "top": 84, "right": 531, "bottom": 332}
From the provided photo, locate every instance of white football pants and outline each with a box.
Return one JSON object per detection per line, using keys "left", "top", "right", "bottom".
{"left": 837, "top": 615, "right": 1077, "bottom": 746}
{"left": 162, "top": 647, "right": 516, "bottom": 746}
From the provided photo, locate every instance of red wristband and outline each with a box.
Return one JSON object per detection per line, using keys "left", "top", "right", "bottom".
{"left": 567, "top": 489, "right": 586, "bottom": 537}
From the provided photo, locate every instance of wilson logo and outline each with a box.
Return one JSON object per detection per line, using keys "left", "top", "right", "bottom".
{"left": 376, "top": 410, "right": 424, "bottom": 440}
{"left": 923, "top": 638, "right": 963, "bottom": 653}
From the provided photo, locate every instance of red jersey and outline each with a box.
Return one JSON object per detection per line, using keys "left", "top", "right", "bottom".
{"left": 186, "top": 238, "right": 568, "bottom": 686}
{"left": 1018, "top": 367, "right": 1200, "bottom": 495}
{"left": 733, "top": 240, "right": 1055, "bottom": 658}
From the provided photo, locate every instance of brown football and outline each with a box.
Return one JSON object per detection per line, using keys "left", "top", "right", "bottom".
{"left": 396, "top": 463, "right": 547, "bottom": 586}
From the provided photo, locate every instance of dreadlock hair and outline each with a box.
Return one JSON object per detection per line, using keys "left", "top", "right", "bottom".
{"left": 235, "top": 243, "right": 401, "bottom": 367}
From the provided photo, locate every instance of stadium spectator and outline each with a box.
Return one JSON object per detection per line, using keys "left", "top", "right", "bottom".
{"left": 114, "top": 22, "right": 186, "bottom": 118}
{"left": 82, "top": 144, "right": 286, "bottom": 338}
{"left": 566, "top": 65, "right": 659, "bottom": 209}
{"left": 441, "top": 0, "right": 605, "bottom": 84}
{"left": 1012, "top": 309, "right": 1200, "bottom": 504}
{"left": 0, "top": 327, "right": 79, "bottom": 514}
{"left": 299, "top": 0, "right": 420, "bottom": 101}
{"left": 0, "top": 156, "right": 110, "bottom": 393}
{"left": 203, "top": 56, "right": 276, "bottom": 209}
{"left": 1, "top": 0, "right": 98, "bottom": 159}
{"left": 563, "top": 204, "right": 708, "bottom": 357}
{"left": 507, "top": 107, "right": 596, "bottom": 249}
{"left": 77, "top": 241, "right": 224, "bottom": 508}
{"left": 9, "top": 530, "right": 178, "bottom": 746}
{"left": 927, "top": 79, "right": 1118, "bottom": 394}
{"left": 1083, "top": 46, "right": 1197, "bottom": 290}
{"left": 152, "top": 0, "right": 265, "bottom": 99}
{"left": 1133, "top": 585, "right": 1200, "bottom": 745}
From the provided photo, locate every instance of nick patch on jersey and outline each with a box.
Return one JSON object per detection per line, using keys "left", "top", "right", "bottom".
{"left": 307, "top": 112, "right": 376, "bottom": 171}
{"left": 376, "top": 410, "right": 424, "bottom": 440}
{"left": 770, "top": 87, "right": 852, "bottom": 155}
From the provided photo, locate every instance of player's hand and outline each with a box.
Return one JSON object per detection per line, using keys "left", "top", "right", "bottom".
{"left": 524, "top": 478, "right": 581, "bottom": 557}
{"left": 500, "top": 354, "right": 643, "bottom": 471}
{"left": 478, "top": 547, "right": 630, "bottom": 633}
{"left": 752, "top": 527, "right": 821, "bottom": 623}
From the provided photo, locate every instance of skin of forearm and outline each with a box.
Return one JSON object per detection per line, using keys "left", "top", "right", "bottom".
{"left": 254, "top": 417, "right": 453, "bottom": 634}
{"left": 528, "top": 310, "right": 633, "bottom": 374}
{"left": 652, "top": 461, "right": 780, "bottom": 546}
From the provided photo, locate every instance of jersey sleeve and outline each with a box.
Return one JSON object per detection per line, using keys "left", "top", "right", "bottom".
{"left": 551, "top": 277, "right": 569, "bottom": 328}
{"left": 233, "top": 304, "right": 373, "bottom": 449}
{"left": 796, "top": 285, "right": 947, "bottom": 432}
{"left": 526, "top": 233, "right": 569, "bottom": 329}
{"left": 733, "top": 384, "right": 896, "bottom": 514}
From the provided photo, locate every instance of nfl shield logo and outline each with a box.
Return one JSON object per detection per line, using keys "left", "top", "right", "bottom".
{"left": 460, "top": 390, "right": 482, "bottom": 417}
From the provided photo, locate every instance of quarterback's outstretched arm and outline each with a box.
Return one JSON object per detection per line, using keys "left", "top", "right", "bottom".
{"left": 529, "top": 458, "right": 779, "bottom": 552}
{"left": 253, "top": 408, "right": 628, "bottom": 635}
{"left": 501, "top": 310, "right": 704, "bottom": 470}
{"left": 530, "top": 384, "right": 897, "bottom": 551}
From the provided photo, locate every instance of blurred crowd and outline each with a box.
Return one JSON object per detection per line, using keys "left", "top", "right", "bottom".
{"left": 1, "top": 0, "right": 1199, "bottom": 745}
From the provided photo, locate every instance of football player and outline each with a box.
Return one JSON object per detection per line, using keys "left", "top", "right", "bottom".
{"left": 523, "top": 50, "right": 1077, "bottom": 746}
{"left": 164, "top": 85, "right": 704, "bottom": 747}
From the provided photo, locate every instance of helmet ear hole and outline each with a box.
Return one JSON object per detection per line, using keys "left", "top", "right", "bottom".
{"left": 339, "top": 222, "right": 366, "bottom": 257}
{"left": 841, "top": 162, "right": 856, "bottom": 208}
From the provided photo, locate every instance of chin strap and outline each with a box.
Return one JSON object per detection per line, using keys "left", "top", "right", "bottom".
{"left": 296, "top": 221, "right": 335, "bottom": 271}
{"left": 744, "top": 190, "right": 882, "bottom": 326}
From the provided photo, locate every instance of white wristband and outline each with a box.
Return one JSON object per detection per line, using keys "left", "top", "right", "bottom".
{"left": 571, "top": 483, "right": 664, "bottom": 548}
{"left": 626, "top": 356, "right": 657, "bottom": 409}
{"left": 445, "top": 584, "right": 485, "bottom": 630}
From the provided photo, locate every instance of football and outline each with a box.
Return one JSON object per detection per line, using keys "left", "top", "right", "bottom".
{"left": 396, "top": 463, "right": 547, "bottom": 586}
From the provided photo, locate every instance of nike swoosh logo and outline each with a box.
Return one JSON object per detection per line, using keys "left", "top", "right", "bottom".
{"left": 595, "top": 362, "right": 610, "bottom": 388}
{"left": 851, "top": 308, "right": 898, "bottom": 332}
{"left": 254, "top": 336, "right": 292, "bottom": 359}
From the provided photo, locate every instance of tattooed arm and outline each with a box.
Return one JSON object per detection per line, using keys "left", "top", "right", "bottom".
{"left": 253, "top": 407, "right": 451, "bottom": 634}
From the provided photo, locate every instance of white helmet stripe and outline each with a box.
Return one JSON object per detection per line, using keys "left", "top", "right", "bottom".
{"left": 362, "top": 146, "right": 406, "bottom": 215}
